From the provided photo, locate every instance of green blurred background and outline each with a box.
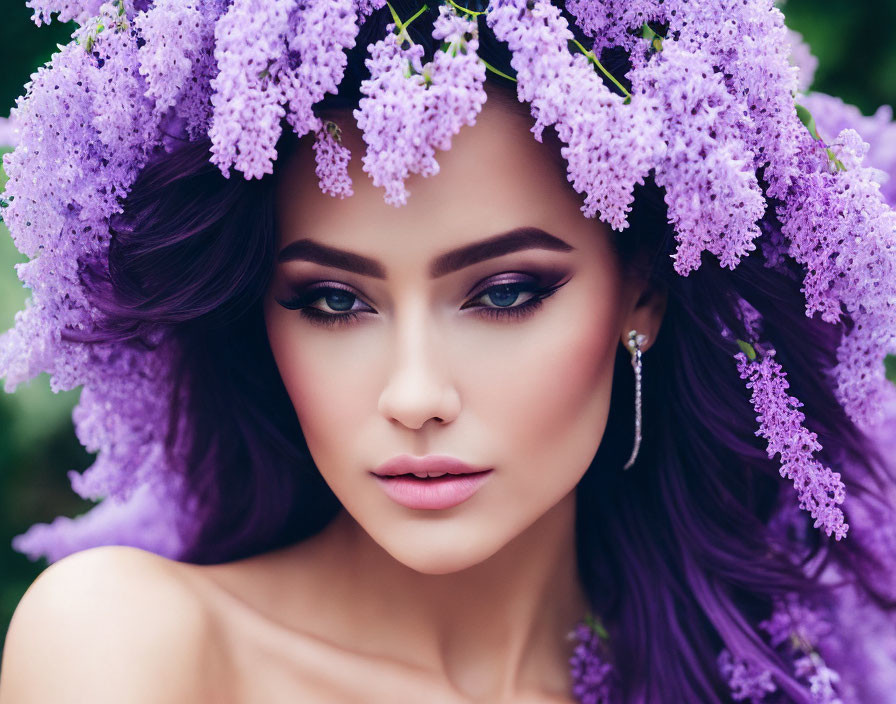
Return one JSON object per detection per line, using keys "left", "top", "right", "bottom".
{"left": 1, "top": 0, "right": 895, "bottom": 658}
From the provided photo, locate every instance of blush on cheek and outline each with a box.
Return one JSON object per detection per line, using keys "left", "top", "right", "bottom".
{"left": 482, "top": 298, "right": 619, "bottom": 495}
{"left": 265, "top": 316, "right": 383, "bottom": 477}
{"left": 534, "top": 314, "right": 616, "bottom": 434}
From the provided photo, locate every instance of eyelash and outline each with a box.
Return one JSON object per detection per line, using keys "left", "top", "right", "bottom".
{"left": 279, "top": 279, "right": 565, "bottom": 329}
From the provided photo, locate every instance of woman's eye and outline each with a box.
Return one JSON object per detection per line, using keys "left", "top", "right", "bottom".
{"left": 464, "top": 282, "right": 538, "bottom": 310}
{"left": 277, "top": 278, "right": 566, "bottom": 328}
{"left": 306, "top": 288, "right": 367, "bottom": 315}
{"left": 283, "top": 286, "right": 372, "bottom": 317}
{"left": 461, "top": 280, "right": 561, "bottom": 323}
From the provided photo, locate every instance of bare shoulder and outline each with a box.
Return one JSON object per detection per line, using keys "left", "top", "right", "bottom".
{"left": 0, "top": 545, "right": 228, "bottom": 704}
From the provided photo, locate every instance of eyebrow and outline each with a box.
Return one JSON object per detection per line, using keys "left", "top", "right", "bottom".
{"left": 275, "top": 226, "right": 575, "bottom": 279}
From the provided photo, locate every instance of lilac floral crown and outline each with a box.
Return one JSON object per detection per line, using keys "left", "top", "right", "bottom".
{"left": 4, "top": 0, "right": 894, "bottom": 547}
{"left": 1, "top": 1, "right": 896, "bottom": 699}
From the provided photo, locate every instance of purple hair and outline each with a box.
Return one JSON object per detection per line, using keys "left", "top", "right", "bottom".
{"left": 66, "top": 4, "right": 896, "bottom": 702}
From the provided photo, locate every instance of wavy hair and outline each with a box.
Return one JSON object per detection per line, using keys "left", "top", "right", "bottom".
{"left": 76, "top": 3, "right": 895, "bottom": 702}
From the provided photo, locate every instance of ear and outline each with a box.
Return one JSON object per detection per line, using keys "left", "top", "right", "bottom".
{"left": 619, "top": 278, "right": 667, "bottom": 354}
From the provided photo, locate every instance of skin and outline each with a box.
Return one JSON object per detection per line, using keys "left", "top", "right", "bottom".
{"left": 0, "top": 90, "right": 666, "bottom": 704}
{"left": 257, "top": 90, "right": 667, "bottom": 702}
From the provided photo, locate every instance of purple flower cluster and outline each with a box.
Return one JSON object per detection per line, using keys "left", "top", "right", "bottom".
{"left": 778, "top": 129, "right": 896, "bottom": 428}
{"left": 25, "top": 0, "right": 109, "bottom": 26}
{"left": 717, "top": 649, "right": 777, "bottom": 703}
{"left": 761, "top": 593, "right": 832, "bottom": 650}
{"left": 356, "top": 0, "right": 385, "bottom": 19}
{"left": 0, "top": 3, "right": 191, "bottom": 559}
{"left": 354, "top": 4, "right": 487, "bottom": 206}
{"left": 566, "top": 0, "right": 665, "bottom": 56}
{"left": 486, "top": 0, "right": 664, "bottom": 231}
{"left": 667, "top": 0, "right": 804, "bottom": 201}
{"left": 0, "top": 115, "right": 20, "bottom": 148}
{"left": 208, "top": 0, "right": 358, "bottom": 179}
{"left": 568, "top": 620, "right": 616, "bottom": 704}
{"left": 1, "top": 13, "right": 895, "bottom": 700}
{"left": 786, "top": 28, "right": 819, "bottom": 94}
{"left": 311, "top": 119, "right": 353, "bottom": 198}
{"left": 735, "top": 347, "right": 848, "bottom": 540}
{"left": 134, "top": 0, "right": 224, "bottom": 142}
{"left": 629, "top": 42, "right": 766, "bottom": 275}
{"left": 800, "top": 92, "right": 896, "bottom": 208}
{"left": 12, "top": 481, "right": 187, "bottom": 563}
{"left": 717, "top": 593, "right": 846, "bottom": 703}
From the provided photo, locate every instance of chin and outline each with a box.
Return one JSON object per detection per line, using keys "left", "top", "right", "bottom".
{"left": 380, "top": 533, "right": 507, "bottom": 575}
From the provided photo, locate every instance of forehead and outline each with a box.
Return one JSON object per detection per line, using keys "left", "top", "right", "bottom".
{"left": 274, "top": 91, "right": 607, "bottom": 267}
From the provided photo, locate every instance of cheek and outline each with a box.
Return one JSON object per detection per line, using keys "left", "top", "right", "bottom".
{"left": 264, "top": 307, "right": 373, "bottom": 468}
{"left": 456, "top": 283, "right": 620, "bottom": 499}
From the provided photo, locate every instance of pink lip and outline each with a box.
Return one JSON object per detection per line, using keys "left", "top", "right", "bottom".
{"left": 372, "top": 453, "right": 491, "bottom": 477}
{"left": 372, "top": 470, "right": 494, "bottom": 510}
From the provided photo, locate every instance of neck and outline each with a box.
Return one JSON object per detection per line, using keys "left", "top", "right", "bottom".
{"left": 311, "top": 491, "right": 589, "bottom": 702}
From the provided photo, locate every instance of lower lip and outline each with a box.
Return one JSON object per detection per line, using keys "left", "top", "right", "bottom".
{"left": 372, "top": 470, "right": 494, "bottom": 510}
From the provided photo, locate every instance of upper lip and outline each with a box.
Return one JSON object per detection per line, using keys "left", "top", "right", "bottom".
{"left": 372, "top": 454, "right": 491, "bottom": 477}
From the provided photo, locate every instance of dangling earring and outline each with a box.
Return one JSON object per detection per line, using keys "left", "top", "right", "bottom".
{"left": 623, "top": 329, "right": 648, "bottom": 470}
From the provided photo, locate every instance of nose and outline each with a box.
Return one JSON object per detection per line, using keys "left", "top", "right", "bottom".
{"left": 377, "top": 307, "right": 461, "bottom": 430}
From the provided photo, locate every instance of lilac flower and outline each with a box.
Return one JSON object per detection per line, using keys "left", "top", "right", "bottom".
{"left": 487, "top": 0, "right": 664, "bottom": 230}
{"left": 717, "top": 649, "right": 777, "bottom": 703}
{"left": 12, "top": 481, "right": 187, "bottom": 563}
{"left": 134, "top": 0, "right": 205, "bottom": 116}
{"left": 355, "top": 5, "right": 486, "bottom": 206}
{"left": 427, "top": 4, "right": 489, "bottom": 151}
{"left": 208, "top": 0, "right": 358, "bottom": 180}
{"left": 207, "top": 0, "right": 293, "bottom": 179}
{"left": 793, "top": 653, "right": 843, "bottom": 704}
{"left": 0, "top": 115, "right": 20, "bottom": 148}
{"left": 760, "top": 593, "right": 832, "bottom": 650}
{"left": 814, "top": 556, "right": 896, "bottom": 704}
{"left": 566, "top": 0, "right": 667, "bottom": 57}
{"left": 354, "top": 30, "right": 435, "bottom": 206}
{"left": 1, "top": 3, "right": 181, "bottom": 557}
{"left": 629, "top": 43, "right": 766, "bottom": 275}
{"left": 356, "top": 0, "right": 385, "bottom": 19}
{"left": 799, "top": 92, "right": 896, "bottom": 207}
{"left": 25, "top": 0, "right": 108, "bottom": 26}
{"left": 787, "top": 28, "right": 818, "bottom": 94}
{"left": 568, "top": 621, "right": 616, "bottom": 704}
{"left": 133, "top": 0, "right": 228, "bottom": 145}
{"left": 667, "top": 0, "right": 804, "bottom": 201}
{"left": 779, "top": 129, "right": 896, "bottom": 428}
{"left": 735, "top": 347, "right": 849, "bottom": 540}
{"left": 312, "top": 118, "right": 354, "bottom": 198}
{"left": 277, "top": 0, "right": 358, "bottom": 140}
{"left": 727, "top": 594, "right": 846, "bottom": 704}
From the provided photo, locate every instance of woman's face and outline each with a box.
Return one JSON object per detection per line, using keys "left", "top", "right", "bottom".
{"left": 264, "top": 93, "right": 662, "bottom": 575}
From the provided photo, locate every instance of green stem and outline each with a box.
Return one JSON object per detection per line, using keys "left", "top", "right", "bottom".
{"left": 386, "top": 1, "right": 430, "bottom": 45}
{"left": 404, "top": 3, "right": 430, "bottom": 26}
{"left": 570, "top": 38, "right": 632, "bottom": 101}
{"left": 385, "top": 0, "right": 403, "bottom": 26}
{"left": 481, "top": 58, "right": 517, "bottom": 82}
{"left": 445, "top": 0, "right": 486, "bottom": 16}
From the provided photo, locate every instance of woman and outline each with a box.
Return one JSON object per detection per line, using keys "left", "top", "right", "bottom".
{"left": 0, "top": 1, "right": 895, "bottom": 702}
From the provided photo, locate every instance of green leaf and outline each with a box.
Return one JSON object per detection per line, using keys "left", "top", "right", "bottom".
{"left": 886, "top": 353, "right": 896, "bottom": 384}
{"left": 584, "top": 612, "right": 610, "bottom": 640}
{"left": 641, "top": 22, "right": 664, "bottom": 50}
{"left": 795, "top": 103, "right": 821, "bottom": 141}
{"left": 736, "top": 339, "right": 757, "bottom": 361}
{"left": 641, "top": 22, "right": 658, "bottom": 40}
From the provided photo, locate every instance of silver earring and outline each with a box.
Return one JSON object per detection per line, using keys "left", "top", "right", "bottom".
{"left": 623, "top": 330, "right": 648, "bottom": 470}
